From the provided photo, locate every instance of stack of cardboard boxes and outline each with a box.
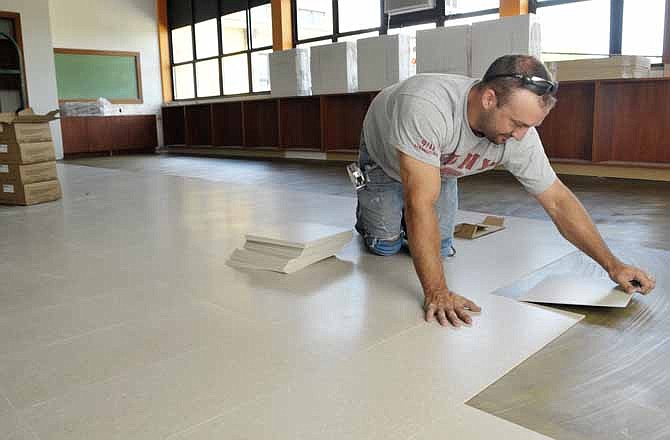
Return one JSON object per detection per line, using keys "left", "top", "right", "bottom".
{"left": 0, "top": 109, "right": 61, "bottom": 206}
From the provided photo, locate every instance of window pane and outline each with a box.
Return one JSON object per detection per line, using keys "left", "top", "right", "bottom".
{"left": 338, "top": 0, "right": 380, "bottom": 33}
{"left": 623, "top": 0, "right": 664, "bottom": 58}
{"left": 250, "top": 4, "right": 273, "bottom": 48}
{"left": 195, "top": 18, "right": 218, "bottom": 59}
{"left": 537, "top": 0, "right": 610, "bottom": 57}
{"left": 222, "top": 54, "right": 250, "bottom": 94}
{"left": 296, "top": 38, "right": 333, "bottom": 48}
{"left": 444, "top": 13, "right": 498, "bottom": 27}
{"left": 171, "top": 26, "right": 193, "bottom": 63}
{"left": 173, "top": 64, "right": 195, "bottom": 99}
{"left": 445, "top": 0, "right": 498, "bottom": 14}
{"left": 297, "top": 0, "right": 333, "bottom": 40}
{"left": 222, "top": 11, "right": 248, "bottom": 54}
{"left": 251, "top": 50, "right": 272, "bottom": 92}
{"left": 337, "top": 31, "right": 380, "bottom": 42}
{"left": 196, "top": 59, "right": 220, "bottom": 97}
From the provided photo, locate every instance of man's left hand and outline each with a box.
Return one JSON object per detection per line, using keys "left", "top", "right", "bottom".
{"left": 609, "top": 262, "right": 656, "bottom": 295}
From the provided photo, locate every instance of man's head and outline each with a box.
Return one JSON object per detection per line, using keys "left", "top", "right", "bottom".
{"left": 468, "top": 55, "right": 558, "bottom": 145}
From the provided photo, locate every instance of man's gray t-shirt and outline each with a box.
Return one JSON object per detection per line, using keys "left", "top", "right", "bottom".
{"left": 362, "top": 73, "right": 557, "bottom": 195}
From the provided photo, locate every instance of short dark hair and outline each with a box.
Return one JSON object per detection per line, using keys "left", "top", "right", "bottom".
{"left": 479, "top": 55, "right": 557, "bottom": 108}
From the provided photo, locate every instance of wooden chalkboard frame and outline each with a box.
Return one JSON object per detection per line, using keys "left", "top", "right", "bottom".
{"left": 54, "top": 48, "right": 143, "bottom": 104}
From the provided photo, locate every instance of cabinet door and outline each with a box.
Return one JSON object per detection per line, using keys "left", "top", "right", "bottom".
{"left": 61, "top": 117, "right": 89, "bottom": 154}
{"left": 128, "top": 115, "right": 157, "bottom": 149}
{"left": 86, "top": 117, "right": 114, "bottom": 153}
{"left": 111, "top": 117, "right": 130, "bottom": 150}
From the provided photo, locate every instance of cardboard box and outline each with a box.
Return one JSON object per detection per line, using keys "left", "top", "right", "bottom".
{"left": 454, "top": 216, "right": 505, "bottom": 239}
{"left": 311, "top": 41, "right": 358, "bottom": 95}
{"left": 0, "top": 161, "right": 58, "bottom": 185}
{"left": 0, "top": 179, "right": 62, "bottom": 206}
{"left": 270, "top": 48, "right": 312, "bottom": 97}
{"left": 0, "top": 108, "right": 59, "bottom": 144}
{"left": 357, "top": 34, "right": 411, "bottom": 92}
{"left": 471, "top": 14, "right": 542, "bottom": 78}
{"left": 0, "top": 141, "right": 57, "bottom": 164}
{"left": 416, "top": 25, "right": 471, "bottom": 76}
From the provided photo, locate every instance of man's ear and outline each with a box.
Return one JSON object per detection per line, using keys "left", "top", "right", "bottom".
{"left": 482, "top": 88, "right": 498, "bottom": 110}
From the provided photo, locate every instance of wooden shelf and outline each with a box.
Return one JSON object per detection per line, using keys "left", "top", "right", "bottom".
{"left": 211, "top": 102, "right": 244, "bottom": 147}
{"left": 322, "top": 93, "right": 374, "bottom": 151}
{"left": 537, "top": 82, "right": 594, "bottom": 161}
{"left": 162, "top": 106, "right": 185, "bottom": 146}
{"left": 185, "top": 104, "right": 211, "bottom": 146}
{"left": 279, "top": 97, "right": 321, "bottom": 150}
{"left": 161, "top": 78, "right": 670, "bottom": 167}
{"left": 243, "top": 99, "right": 278, "bottom": 147}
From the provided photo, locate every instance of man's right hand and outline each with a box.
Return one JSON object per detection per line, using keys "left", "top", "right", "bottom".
{"left": 424, "top": 288, "right": 482, "bottom": 327}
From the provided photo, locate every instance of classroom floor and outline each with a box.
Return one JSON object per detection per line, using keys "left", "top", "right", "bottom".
{"left": 0, "top": 154, "right": 668, "bottom": 440}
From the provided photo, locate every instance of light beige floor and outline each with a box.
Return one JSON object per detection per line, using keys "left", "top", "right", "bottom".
{"left": 0, "top": 163, "right": 587, "bottom": 439}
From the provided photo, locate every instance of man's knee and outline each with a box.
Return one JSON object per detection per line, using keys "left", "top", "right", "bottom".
{"left": 364, "top": 236, "right": 403, "bottom": 257}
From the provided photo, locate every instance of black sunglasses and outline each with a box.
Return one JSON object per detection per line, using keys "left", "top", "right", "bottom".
{"left": 484, "top": 73, "right": 559, "bottom": 96}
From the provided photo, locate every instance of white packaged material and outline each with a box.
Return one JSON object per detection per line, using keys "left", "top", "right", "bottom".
{"left": 357, "top": 34, "right": 411, "bottom": 92}
{"left": 416, "top": 25, "right": 471, "bottom": 76}
{"left": 311, "top": 42, "right": 358, "bottom": 95}
{"left": 471, "top": 13, "right": 542, "bottom": 78}
{"left": 270, "top": 48, "right": 312, "bottom": 97}
{"left": 546, "top": 56, "right": 651, "bottom": 81}
{"left": 227, "top": 222, "right": 353, "bottom": 274}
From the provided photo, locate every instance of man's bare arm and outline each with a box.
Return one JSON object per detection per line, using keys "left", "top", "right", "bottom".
{"left": 399, "top": 151, "right": 481, "bottom": 326}
{"left": 536, "top": 179, "right": 655, "bottom": 294}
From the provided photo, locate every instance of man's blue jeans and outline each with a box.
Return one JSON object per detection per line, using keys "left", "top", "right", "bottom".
{"left": 355, "top": 138, "right": 458, "bottom": 258}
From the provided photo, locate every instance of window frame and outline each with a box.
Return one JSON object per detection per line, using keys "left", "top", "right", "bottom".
{"left": 168, "top": 0, "right": 273, "bottom": 101}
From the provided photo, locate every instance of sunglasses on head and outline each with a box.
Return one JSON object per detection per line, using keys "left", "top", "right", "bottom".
{"left": 484, "top": 73, "right": 559, "bottom": 96}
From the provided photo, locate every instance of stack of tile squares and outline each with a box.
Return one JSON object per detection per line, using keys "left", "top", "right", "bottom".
{"left": 471, "top": 14, "right": 542, "bottom": 78}
{"left": 228, "top": 222, "right": 353, "bottom": 274}
{"left": 357, "top": 34, "right": 411, "bottom": 92}
{"left": 270, "top": 48, "right": 312, "bottom": 97}
{"left": 416, "top": 25, "right": 471, "bottom": 76}
{"left": 546, "top": 56, "right": 651, "bottom": 81}
{"left": 310, "top": 41, "right": 358, "bottom": 94}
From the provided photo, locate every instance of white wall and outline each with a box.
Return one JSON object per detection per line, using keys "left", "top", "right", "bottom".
{"left": 0, "top": 0, "right": 63, "bottom": 158}
{"left": 48, "top": 0, "right": 163, "bottom": 143}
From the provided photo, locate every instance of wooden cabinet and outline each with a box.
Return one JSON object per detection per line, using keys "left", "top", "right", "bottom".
{"left": 161, "top": 79, "right": 670, "bottom": 166}
{"left": 61, "top": 117, "right": 89, "bottom": 154}
{"left": 279, "top": 97, "right": 321, "bottom": 150}
{"left": 61, "top": 115, "right": 157, "bottom": 157}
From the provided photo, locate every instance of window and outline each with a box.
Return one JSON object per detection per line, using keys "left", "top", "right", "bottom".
{"left": 221, "top": 11, "right": 248, "bottom": 53}
{"left": 195, "top": 18, "right": 218, "bottom": 59}
{"left": 171, "top": 26, "right": 193, "bottom": 64}
{"left": 622, "top": 0, "right": 664, "bottom": 63}
{"left": 293, "top": 0, "right": 382, "bottom": 46}
{"left": 250, "top": 3, "right": 273, "bottom": 48}
{"left": 338, "top": 0, "right": 381, "bottom": 33}
{"left": 251, "top": 49, "right": 272, "bottom": 92}
{"left": 444, "top": 13, "right": 499, "bottom": 27}
{"left": 296, "top": 0, "right": 333, "bottom": 40}
{"left": 337, "top": 31, "right": 380, "bottom": 42}
{"left": 222, "top": 53, "right": 250, "bottom": 94}
{"left": 196, "top": 59, "right": 220, "bottom": 97}
{"left": 537, "top": 0, "right": 610, "bottom": 61}
{"left": 536, "top": 0, "right": 667, "bottom": 64}
{"left": 168, "top": 0, "right": 272, "bottom": 100}
{"left": 445, "top": 0, "right": 498, "bottom": 15}
{"left": 173, "top": 64, "right": 195, "bottom": 99}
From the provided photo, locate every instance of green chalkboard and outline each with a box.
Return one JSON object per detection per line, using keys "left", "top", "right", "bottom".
{"left": 54, "top": 49, "right": 142, "bottom": 103}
